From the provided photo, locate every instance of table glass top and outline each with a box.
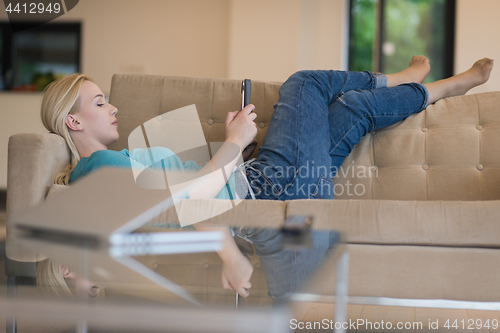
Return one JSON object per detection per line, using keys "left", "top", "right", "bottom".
{"left": 9, "top": 222, "right": 343, "bottom": 308}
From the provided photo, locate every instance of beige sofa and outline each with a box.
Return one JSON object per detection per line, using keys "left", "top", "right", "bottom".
{"left": 7, "top": 74, "right": 500, "bottom": 303}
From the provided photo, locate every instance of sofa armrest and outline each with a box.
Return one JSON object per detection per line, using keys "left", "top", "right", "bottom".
{"left": 6, "top": 133, "right": 70, "bottom": 261}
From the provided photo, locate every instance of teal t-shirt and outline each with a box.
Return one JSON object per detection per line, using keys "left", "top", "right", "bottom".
{"left": 69, "top": 148, "right": 237, "bottom": 200}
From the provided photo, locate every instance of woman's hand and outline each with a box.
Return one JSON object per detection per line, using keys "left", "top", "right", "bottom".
{"left": 220, "top": 250, "right": 253, "bottom": 297}
{"left": 195, "top": 226, "right": 254, "bottom": 297}
{"left": 225, "top": 104, "right": 258, "bottom": 151}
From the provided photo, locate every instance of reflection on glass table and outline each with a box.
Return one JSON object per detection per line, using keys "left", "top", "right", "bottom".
{"left": 3, "top": 223, "right": 348, "bottom": 333}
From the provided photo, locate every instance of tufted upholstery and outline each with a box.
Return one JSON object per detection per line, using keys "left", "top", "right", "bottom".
{"left": 340, "top": 92, "right": 500, "bottom": 201}
{"left": 108, "top": 75, "right": 281, "bottom": 163}
{"left": 109, "top": 74, "right": 500, "bottom": 202}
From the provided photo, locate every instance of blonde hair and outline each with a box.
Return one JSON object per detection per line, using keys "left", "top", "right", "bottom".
{"left": 41, "top": 74, "right": 92, "bottom": 185}
{"left": 36, "top": 259, "right": 73, "bottom": 298}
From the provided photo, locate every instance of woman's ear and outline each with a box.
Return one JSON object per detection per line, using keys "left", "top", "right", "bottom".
{"left": 65, "top": 114, "right": 82, "bottom": 131}
{"left": 61, "top": 266, "right": 71, "bottom": 278}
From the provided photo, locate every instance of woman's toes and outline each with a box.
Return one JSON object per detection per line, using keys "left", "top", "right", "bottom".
{"left": 409, "top": 55, "right": 430, "bottom": 67}
{"left": 407, "top": 55, "right": 431, "bottom": 83}
{"left": 471, "top": 58, "right": 494, "bottom": 83}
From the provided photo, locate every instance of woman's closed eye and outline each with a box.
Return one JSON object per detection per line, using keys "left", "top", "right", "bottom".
{"left": 97, "top": 103, "right": 104, "bottom": 107}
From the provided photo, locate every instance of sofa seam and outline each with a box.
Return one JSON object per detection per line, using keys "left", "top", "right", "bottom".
{"left": 475, "top": 94, "right": 483, "bottom": 200}
{"left": 371, "top": 131, "right": 375, "bottom": 200}
{"left": 209, "top": 79, "right": 215, "bottom": 154}
{"left": 424, "top": 108, "right": 428, "bottom": 201}
{"left": 159, "top": 77, "right": 165, "bottom": 115}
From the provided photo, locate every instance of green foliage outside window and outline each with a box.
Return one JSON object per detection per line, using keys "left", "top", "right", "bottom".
{"left": 349, "top": 0, "right": 376, "bottom": 74}
{"left": 349, "top": 0, "right": 454, "bottom": 83}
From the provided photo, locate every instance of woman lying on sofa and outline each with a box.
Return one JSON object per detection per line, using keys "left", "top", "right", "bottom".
{"left": 40, "top": 56, "right": 493, "bottom": 300}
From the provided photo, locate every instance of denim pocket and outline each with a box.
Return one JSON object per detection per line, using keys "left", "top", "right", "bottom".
{"left": 310, "top": 175, "right": 334, "bottom": 199}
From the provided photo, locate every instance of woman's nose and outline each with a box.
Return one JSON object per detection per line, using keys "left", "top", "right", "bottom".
{"left": 110, "top": 104, "right": 118, "bottom": 115}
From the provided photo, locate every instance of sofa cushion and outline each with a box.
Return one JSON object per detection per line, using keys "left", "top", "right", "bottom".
{"left": 286, "top": 199, "right": 500, "bottom": 247}
{"left": 149, "top": 198, "right": 287, "bottom": 229}
{"left": 347, "top": 244, "right": 500, "bottom": 302}
{"left": 44, "top": 184, "right": 287, "bottom": 230}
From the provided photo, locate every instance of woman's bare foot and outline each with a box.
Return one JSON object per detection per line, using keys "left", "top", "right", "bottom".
{"left": 386, "top": 55, "right": 431, "bottom": 87}
{"left": 424, "top": 58, "right": 494, "bottom": 104}
{"left": 451, "top": 58, "right": 494, "bottom": 95}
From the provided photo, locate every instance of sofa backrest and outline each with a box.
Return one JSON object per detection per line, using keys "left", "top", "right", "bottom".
{"left": 109, "top": 74, "right": 500, "bottom": 201}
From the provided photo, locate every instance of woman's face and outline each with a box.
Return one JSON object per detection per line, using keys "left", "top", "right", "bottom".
{"left": 62, "top": 266, "right": 100, "bottom": 298}
{"left": 72, "top": 80, "right": 119, "bottom": 146}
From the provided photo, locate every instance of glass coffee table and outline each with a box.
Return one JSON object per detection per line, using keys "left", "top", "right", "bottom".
{"left": 2, "top": 223, "right": 348, "bottom": 333}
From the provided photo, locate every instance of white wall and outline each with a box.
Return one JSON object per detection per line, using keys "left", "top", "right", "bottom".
{"left": 1, "top": 0, "right": 499, "bottom": 189}
{"left": 227, "top": 0, "right": 348, "bottom": 82}
{"left": 59, "top": 0, "right": 230, "bottom": 93}
{"left": 227, "top": 0, "right": 301, "bottom": 82}
{"left": 0, "top": 0, "right": 230, "bottom": 189}
{"left": 297, "top": 0, "right": 349, "bottom": 72}
{"left": 455, "top": 0, "right": 500, "bottom": 94}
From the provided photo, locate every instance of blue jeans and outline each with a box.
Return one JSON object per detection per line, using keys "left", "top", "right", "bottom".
{"left": 236, "top": 227, "right": 341, "bottom": 302}
{"left": 238, "top": 70, "right": 429, "bottom": 300}
{"left": 245, "top": 70, "right": 429, "bottom": 200}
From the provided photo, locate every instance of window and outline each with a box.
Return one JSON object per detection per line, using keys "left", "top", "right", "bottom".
{"left": 349, "top": 0, "right": 455, "bottom": 82}
{"left": 0, "top": 21, "right": 81, "bottom": 91}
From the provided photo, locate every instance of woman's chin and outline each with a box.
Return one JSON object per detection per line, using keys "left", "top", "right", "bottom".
{"left": 105, "top": 135, "right": 119, "bottom": 146}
